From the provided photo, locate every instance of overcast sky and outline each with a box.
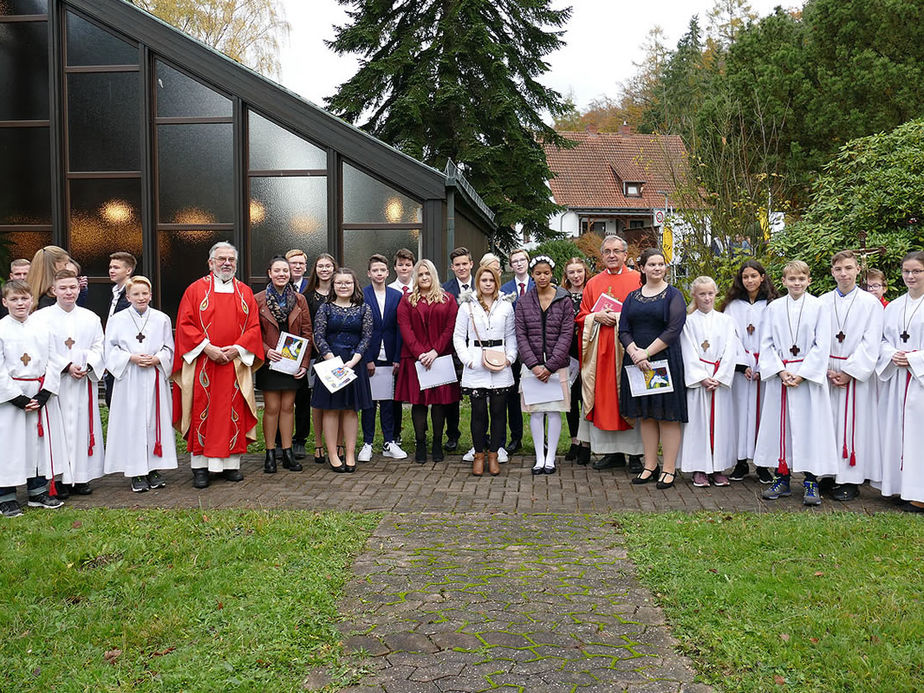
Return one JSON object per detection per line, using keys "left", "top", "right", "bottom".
{"left": 277, "top": 0, "right": 793, "bottom": 111}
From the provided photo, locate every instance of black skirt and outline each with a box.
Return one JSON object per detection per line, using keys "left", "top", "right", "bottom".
{"left": 256, "top": 364, "right": 301, "bottom": 392}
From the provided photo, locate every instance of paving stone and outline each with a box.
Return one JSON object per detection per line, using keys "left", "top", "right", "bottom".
{"left": 344, "top": 635, "right": 390, "bottom": 657}
{"left": 382, "top": 632, "right": 439, "bottom": 654}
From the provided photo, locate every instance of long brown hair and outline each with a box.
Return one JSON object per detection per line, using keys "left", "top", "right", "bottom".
{"left": 26, "top": 245, "right": 70, "bottom": 309}
{"left": 561, "top": 257, "right": 590, "bottom": 291}
{"left": 305, "top": 253, "right": 338, "bottom": 295}
{"left": 474, "top": 265, "right": 501, "bottom": 313}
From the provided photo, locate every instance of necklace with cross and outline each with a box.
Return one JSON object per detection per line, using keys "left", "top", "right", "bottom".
{"left": 20, "top": 352, "right": 31, "bottom": 366}
{"left": 701, "top": 339, "right": 710, "bottom": 351}
{"left": 64, "top": 337, "right": 75, "bottom": 349}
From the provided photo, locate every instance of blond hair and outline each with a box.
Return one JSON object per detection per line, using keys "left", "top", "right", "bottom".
{"left": 26, "top": 245, "right": 70, "bottom": 308}
{"left": 474, "top": 265, "right": 501, "bottom": 312}
{"left": 782, "top": 260, "right": 810, "bottom": 278}
{"left": 125, "top": 275, "right": 153, "bottom": 292}
{"left": 408, "top": 259, "right": 447, "bottom": 306}
{"left": 688, "top": 275, "right": 718, "bottom": 314}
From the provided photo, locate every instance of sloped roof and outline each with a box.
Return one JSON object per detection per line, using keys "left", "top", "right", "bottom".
{"left": 545, "top": 130, "right": 690, "bottom": 210}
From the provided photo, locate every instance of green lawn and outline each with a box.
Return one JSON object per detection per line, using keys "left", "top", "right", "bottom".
{"left": 0, "top": 509, "right": 379, "bottom": 692}
{"left": 618, "top": 512, "right": 924, "bottom": 693}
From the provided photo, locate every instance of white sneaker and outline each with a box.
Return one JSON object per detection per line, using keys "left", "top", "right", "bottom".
{"left": 497, "top": 447, "right": 509, "bottom": 463}
{"left": 382, "top": 441, "right": 407, "bottom": 459}
{"left": 357, "top": 443, "right": 373, "bottom": 462}
{"left": 462, "top": 447, "right": 475, "bottom": 462}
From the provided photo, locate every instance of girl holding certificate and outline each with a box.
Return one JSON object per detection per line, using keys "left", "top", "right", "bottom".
{"left": 618, "top": 247, "right": 688, "bottom": 489}
{"left": 453, "top": 265, "right": 516, "bottom": 476}
{"left": 514, "top": 256, "right": 574, "bottom": 475}
{"left": 305, "top": 253, "right": 338, "bottom": 465}
{"left": 396, "top": 260, "right": 460, "bottom": 464}
{"left": 255, "top": 256, "right": 313, "bottom": 474}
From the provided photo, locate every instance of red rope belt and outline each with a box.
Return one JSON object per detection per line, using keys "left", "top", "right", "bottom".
{"left": 12, "top": 376, "right": 56, "bottom": 495}
{"left": 700, "top": 358, "right": 720, "bottom": 453}
{"left": 153, "top": 369, "right": 163, "bottom": 457}
{"left": 777, "top": 358, "right": 804, "bottom": 475}
{"left": 829, "top": 355, "right": 856, "bottom": 466}
{"left": 900, "top": 351, "right": 918, "bottom": 470}
{"left": 747, "top": 350, "right": 761, "bottom": 442}
{"left": 87, "top": 378, "right": 96, "bottom": 456}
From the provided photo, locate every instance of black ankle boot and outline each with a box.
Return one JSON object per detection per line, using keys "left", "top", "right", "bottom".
{"left": 431, "top": 441, "right": 444, "bottom": 462}
{"left": 281, "top": 448, "right": 302, "bottom": 472}
{"left": 264, "top": 449, "right": 277, "bottom": 474}
{"left": 414, "top": 439, "right": 427, "bottom": 464}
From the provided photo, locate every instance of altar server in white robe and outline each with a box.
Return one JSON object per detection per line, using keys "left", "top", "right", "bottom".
{"left": 754, "top": 260, "right": 838, "bottom": 506}
{"left": 876, "top": 250, "right": 924, "bottom": 512}
{"left": 679, "top": 277, "right": 740, "bottom": 486}
{"left": 720, "top": 260, "right": 777, "bottom": 483}
{"left": 33, "top": 269, "right": 105, "bottom": 495}
{"left": 821, "top": 250, "right": 884, "bottom": 502}
{"left": 0, "top": 281, "right": 68, "bottom": 516}
{"left": 104, "top": 276, "right": 177, "bottom": 493}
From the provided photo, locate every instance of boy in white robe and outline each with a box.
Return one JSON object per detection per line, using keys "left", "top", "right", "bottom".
{"left": 821, "top": 250, "right": 884, "bottom": 501}
{"left": 876, "top": 250, "right": 924, "bottom": 512}
{"left": 33, "top": 269, "right": 105, "bottom": 497}
{"left": 0, "top": 281, "right": 67, "bottom": 516}
{"left": 679, "top": 277, "right": 740, "bottom": 486}
{"left": 104, "top": 276, "right": 178, "bottom": 492}
{"left": 754, "top": 261, "right": 839, "bottom": 505}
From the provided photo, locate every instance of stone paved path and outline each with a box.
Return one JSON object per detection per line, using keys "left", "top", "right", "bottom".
{"left": 69, "top": 452, "right": 898, "bottom": 514}
{"left": 337, "top": 513, "right": 711, "bottom": 693}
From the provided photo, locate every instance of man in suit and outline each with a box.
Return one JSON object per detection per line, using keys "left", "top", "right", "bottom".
{"left": 498, "top": 248, "right": 534, "bottom": 454}
{"left": 0, "top": 259, "right": 30, "bottom": 319}
{"left": 286, "top": 249, "right": 312, "bottom": 458}
{"left": 103, "top": 251, "right": 136, "bottom": 406}
{"left": 387, "top": 248, "right": 416, "bottom": 444}
{"left": 440, "top": 247, "right": 475, "bottom": 451}
{"left": 358, "top": 254, "right": 407, "bottom": 461}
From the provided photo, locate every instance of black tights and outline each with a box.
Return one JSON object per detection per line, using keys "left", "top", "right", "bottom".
{"left": 470, "top": 392, "right": 507, "bottom": 453}
{"left": 412, "top": 404, "right": 445, "bottom": 444}
{"left": 566, "top": 374, "right": 582, "bottom": 438}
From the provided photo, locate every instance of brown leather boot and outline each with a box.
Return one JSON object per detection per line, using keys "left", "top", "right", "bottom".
{"left": 472, "top": 452, "right": 485, "bottom": 476}
{"left": 487, "top": 451, "right": 500, "bottom": 476}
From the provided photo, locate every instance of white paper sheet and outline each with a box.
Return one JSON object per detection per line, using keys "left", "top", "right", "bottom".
{"left": 313, "top": 356, "right": 357, "bottom": 394}
{"left": 624, "top": 359, "right": 674, "bottom": 397}
{"left": 568, "top": 356, "right": 580, "bottom": 387}
{"left": 521, "top": 373, "right": 566, "bottom": 405}
{"left": 369, "top": 367, "right": 395, "bottom": 400}
{"left": 268, "top": 331, "right": 309, "bottom": 374}
{"left": 415, "top": 355, "right": 458, "bottom": 390}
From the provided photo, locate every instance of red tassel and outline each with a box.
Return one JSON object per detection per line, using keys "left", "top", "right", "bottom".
{"left": 849, "top": 451, "right": 856, "bottom": 467}
{"left": 778, "top": 458, "right": 790, "bottom": 476}
{"left": 87, "top": 379, "right": 95, "bottom": 456}
{"left": 49, "top": 477, "right": 57, "bottom": 496}
{"left": 37, "top": 417, "right": 44, "bottom": 437}
{"left": 842, "top": 443, "right": 848, "bottom": 459}
{"left": 88, "top": 435, "right": 95, "bottom": 456}
{"left": 153, "top": 441, "right": 163, "bottom": 458}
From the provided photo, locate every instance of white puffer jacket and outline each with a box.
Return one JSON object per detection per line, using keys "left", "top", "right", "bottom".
{"left": 452, "top": 292, "right": 518, "bottom": 390}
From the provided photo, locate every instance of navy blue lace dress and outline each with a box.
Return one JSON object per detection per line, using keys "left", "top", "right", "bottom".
{"left": 618, "top": 285, "right": 688, "bottom": 422}
{"left": 310, "top": 302, "right": 374, "bottom": 411}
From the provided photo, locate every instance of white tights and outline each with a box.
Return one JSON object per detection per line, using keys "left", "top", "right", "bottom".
{"left": 530, "top": 412, "right": 562, "bottom": 469}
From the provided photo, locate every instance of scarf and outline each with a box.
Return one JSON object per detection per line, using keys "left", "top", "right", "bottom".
{"left": 266, "top": 283, "right": 296, "bottom": 326}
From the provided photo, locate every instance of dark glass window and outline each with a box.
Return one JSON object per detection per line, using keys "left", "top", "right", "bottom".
{"left": 248, "top": 111, "right": 326, "bottom": 171}
{"left": 0, "top": 0, "right": 47, "bottom": 15}
{"left": 343, "top": 162, "right": 422, "bottom": 224}
{"left": 155, "top": 61, "right": 231, "bottom": 118}
{"left": 0, "top": 127, "right": 50, "bottom": 225}
{"left": 249, "top": 177, "right": 327, "bottom": 272}
{"left": 3, "top": 230, "right": 51, "bottom": 263}
{"left": 157, "top": 229, "right": 234, "bottom": 317}
{"left": 344, "top": 229, "right": 421, "bottom": 283}
{"left": 158, "top": 123, "right": 233, "bottom": 224}
{"left": 67, "top": 72, "right": 140, "bottom": 172}
{"left": 0, "top": 22, "right": 49, "bottom": 120}
{"left": 65, "top": 11, "right": 137, "bottom": 66}
{"left": 69, "top": 178, "right": 142, "bottom": 276}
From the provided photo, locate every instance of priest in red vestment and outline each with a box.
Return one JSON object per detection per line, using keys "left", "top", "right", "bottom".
{"left": 576, "top": 235, "right": 644, "bottom": 470}
{"left": 172, "top": 242, "right": 264, "bottom": 488}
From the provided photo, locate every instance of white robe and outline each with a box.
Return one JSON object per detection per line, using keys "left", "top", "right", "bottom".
{"left": 753, "top": 293, "right": 839, "bottom": 476}
{"left": 33, "top": 304, "right": 106, "bottom": 484}
{"left": 0, "top": 315, "right": 68, "bottom": 487}
{"left": 723, "top": 298, "right": 768, "bottom": 461}
{"left": 821, "top": 287, "right": 884, "bottom": 484}
{"left": 679, "top": 309, "right": 740, "bottom": 473}
{"left": 104, "top": 307, "right": 178, "bottom": 477}
{"left": 876, "top": 293, "right": 924, "bottom": 501}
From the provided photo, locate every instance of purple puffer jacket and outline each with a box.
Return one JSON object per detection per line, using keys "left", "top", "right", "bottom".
{"left": 514, "top": 286, "right": 575, "bottom": 372}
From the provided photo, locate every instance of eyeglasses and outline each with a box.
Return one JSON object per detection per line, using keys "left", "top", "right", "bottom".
{"left": 602, "top": 249, "right": 627, "bottom": 256}
{"left": 866, "top": 283, "right": 883, "bottom": 290}
{"left": 901, "top": 269, "right": 924, "bottom": 276}
{"left": 334, "top": 281, "right": 354, "bottom": 287}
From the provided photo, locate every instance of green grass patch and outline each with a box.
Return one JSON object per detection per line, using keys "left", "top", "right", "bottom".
{"left": 618, "top": 512, "right": 923, "bottom": 692}
{"left": 0, "top": 509, "right": 380, "bottom": 692}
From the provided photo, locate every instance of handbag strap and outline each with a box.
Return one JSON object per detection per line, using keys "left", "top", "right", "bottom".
{"left": 468, "top": 300, "right": 504, "bottom": 347}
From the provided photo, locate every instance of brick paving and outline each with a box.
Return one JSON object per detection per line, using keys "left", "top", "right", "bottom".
{"left": 68, "top": 451, "right": 899, "bottom": 514}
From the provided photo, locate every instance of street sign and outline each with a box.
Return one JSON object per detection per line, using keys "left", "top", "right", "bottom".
{"left": 653, "top": 209, "right": 665, "bottom": 225}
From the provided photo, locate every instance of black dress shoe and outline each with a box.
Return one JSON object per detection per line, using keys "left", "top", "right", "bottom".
{"left": 565, "top": 443, "right": 579, "bottom": 462}
{"left": 53, "top": 484, "right": 71, "bottom": 500}
{"left": 222, "top": 469, "right": 244, "bottom": 482}
{"left": 344, "top": 463, "right": 357, "bottom": 473}
{"left": 577, "top": 446, "right": 591, "bottom": 466}
{"left": 281, "top": 448, "right": 302, "bottom": 472}
{"left": 531, "top": 466, "right": 544, "bottom": 475}
{"left": 543, "top": 466, "right": 556, "bottom": 475}
{"left": 71, "top": 482, "right": 92, "bottom": 495}
{"left": 414, "top": 440, "right": 427, "bottom": 464}
{"left": 264, "top": 449, "right": 278, "bottom": 474}
{"left": 506, "top": 439, "right": 522, "bottom": 454}
{"left": 292, "top": 442, "right": 307, "bottom": 460}
{"left": 627, "top": 455, "right": 643, "bottom": 474}
{"left": 831, "top": 483, "right": 858, "bottom": 501}
{"left": 656, "top": 471, "right": 676, "bottom": 489}
{"left": 593, "top": 453, "right": 626, "bottom": 470}
{"left": 431, "top": 442, "right": 445, "bottom": 463}
{"left": 314, "top": 447, "right": 327, "bottom": 465}
{"left": 444, "top": 437, "right": 459, "bottom": 452}
{"left": 631, "top": 465, "right": 659, "bottom": 485}
{"left": 192, "top": 469, "right": 210, "bottom": 489}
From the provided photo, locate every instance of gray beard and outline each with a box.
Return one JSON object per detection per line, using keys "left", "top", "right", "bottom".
{"left": 215, "top": 269, "right": 235, "bottom": 282}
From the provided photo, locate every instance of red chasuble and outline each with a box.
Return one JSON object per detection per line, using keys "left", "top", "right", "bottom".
{"left": 172, "top": 275, "right": 264, "bottom": 458}
{"left": 576, "top": 268, "right": 641, "bottom": 431}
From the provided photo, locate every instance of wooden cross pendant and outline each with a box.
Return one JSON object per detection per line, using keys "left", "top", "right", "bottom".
{"left": 790, "top": 344, "right": 801, "bottom": 357}
{"left": 20, "top": 352, "right": 31, "bottom": 366}
{"left": 746, "top": 323, "right": 755, "bottom": 335}
{"left": 136, "top": 332, "right": 146, "bottom": 343}
{"left": 900, "top": 330, "right": 911, "bottom": 343}
{"left": 64, "top": 337, "right": 75, "bottom": 349}
{"left": 701, "top": 339, "right": 710, "bottom": 351}
{"left": 836, "top": 331, "right": 846, "bottom": 343}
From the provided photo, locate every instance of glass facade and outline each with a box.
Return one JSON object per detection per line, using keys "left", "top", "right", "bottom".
{"left": 0, "top": 0, "right": 490, "bottom": 314}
